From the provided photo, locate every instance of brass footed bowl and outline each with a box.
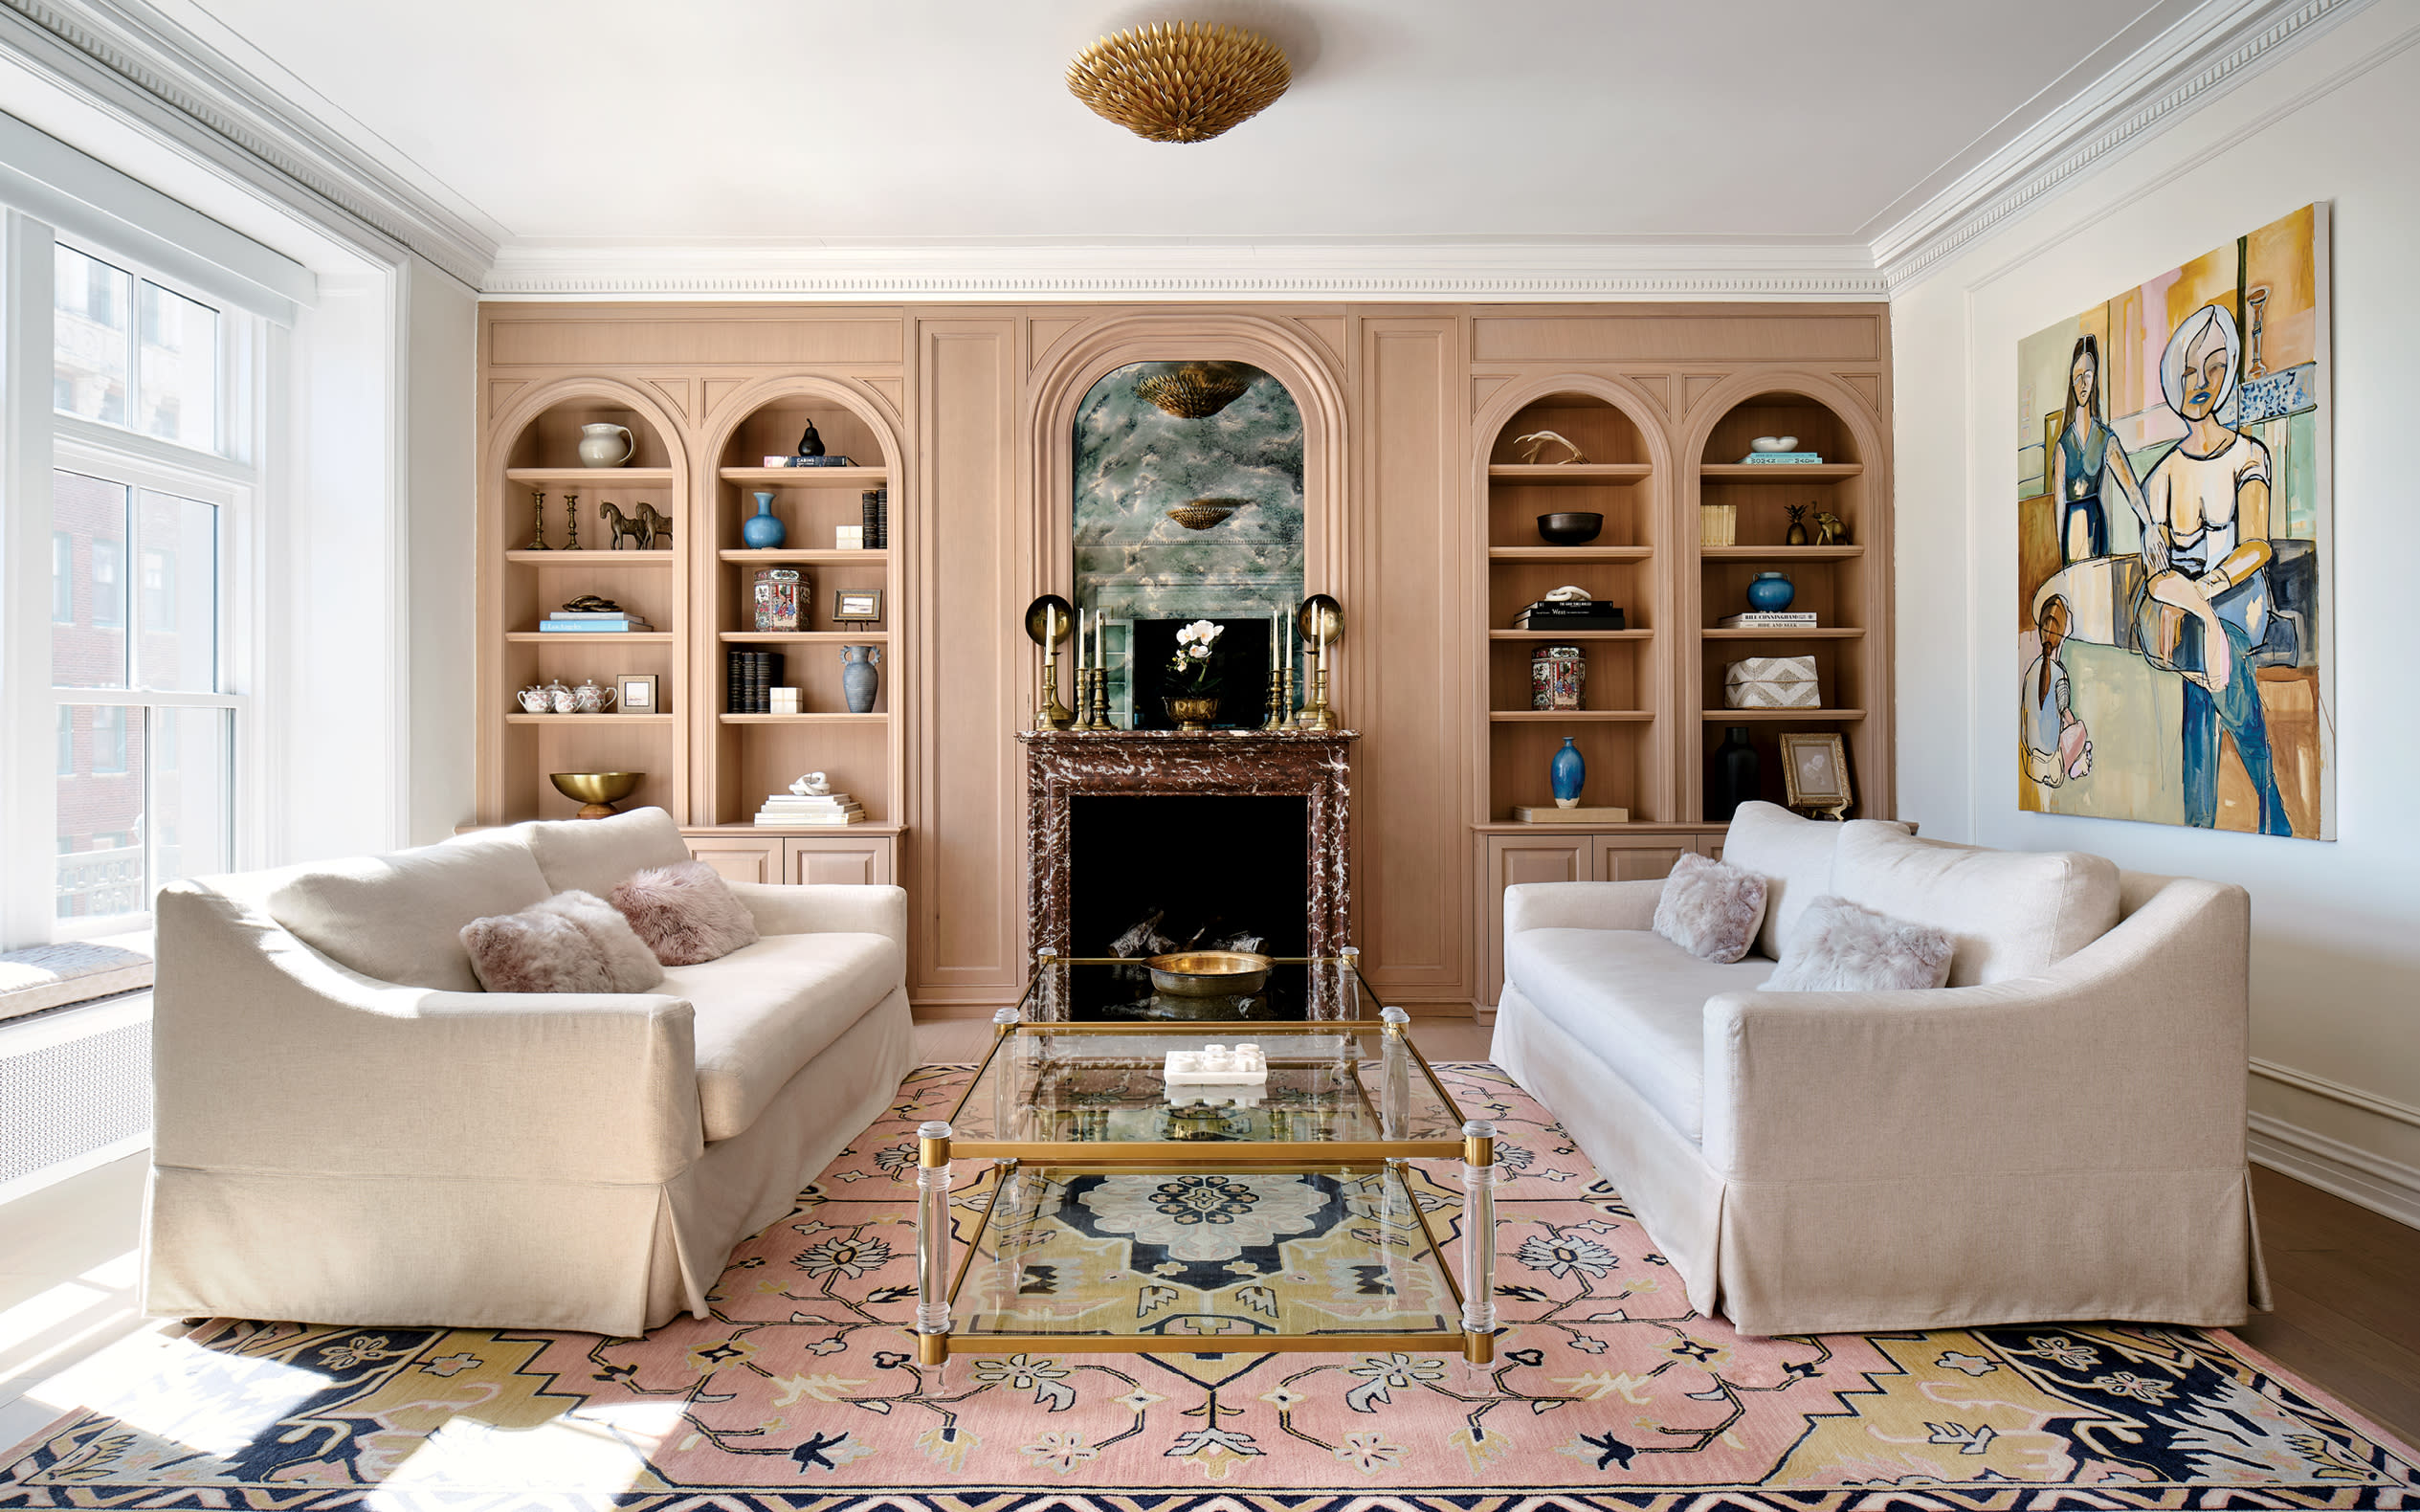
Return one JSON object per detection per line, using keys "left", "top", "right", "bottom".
{"left": 551, "top": 770, "right": 642, "bottom": 819}
{"left": 1147, "top": 949, "right": 1273, "bottom": 997}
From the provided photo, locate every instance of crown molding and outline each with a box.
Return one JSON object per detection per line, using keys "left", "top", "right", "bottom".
{"left": 1873, "top": 0, "right": 2373, "bottom": 293}
{"left": 0, "top": 0, "right": 498, "bottom": 286}
{"left": 479, "top": 239, "right": 1890, "bottom": 301}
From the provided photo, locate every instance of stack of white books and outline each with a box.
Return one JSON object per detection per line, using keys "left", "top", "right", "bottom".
{"left": 754, "top": 790, "right": 866, "bottom": 826}
{"left": 1718, "top": 611, "right": 1818, "bottom": 629}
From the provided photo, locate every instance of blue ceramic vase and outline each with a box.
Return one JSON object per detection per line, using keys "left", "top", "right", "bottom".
{"left": 840, "top": 644, "right": 881, "bottom": 714}
{"left": 1746, "top": 571, "right": 1795, "bottom": 611}
{"left": 1550, "top": 736, "right": 1586, "bottom": 807}
{"left": 742, "top": 490, "right": 787, "bottom": 549}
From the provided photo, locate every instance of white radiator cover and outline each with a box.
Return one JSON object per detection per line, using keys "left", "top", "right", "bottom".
{"left": 0, "top": 992, "right": 152, "bottom": 1206}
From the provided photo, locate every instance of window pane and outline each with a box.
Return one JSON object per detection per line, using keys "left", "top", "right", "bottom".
{"left": 52, "top": 532, "right": 73, "bottom": 622}
{"left": 54, "top": 246, "right": 130, "bottom": 426}
{"left": 136, "top": 491, "right": 217, "bottom": 691}
{"left": 139, "top": 281, "right": 217, "bottom": 450}
{"left": 51, "top": 472, "right": 128, "bottom": 688}
{"left": 56, "top": 705, "right": 145, "bottom": 923}
{"left": 153, "top": 707, "right": 231, "bottom": 886}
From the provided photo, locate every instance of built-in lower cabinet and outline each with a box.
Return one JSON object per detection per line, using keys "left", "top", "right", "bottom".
{"left": 1475, "top": 825, "right": 1725, "bottom": 1011}
{"left": 683, "top": 829, "right": 900, "bottom": 888}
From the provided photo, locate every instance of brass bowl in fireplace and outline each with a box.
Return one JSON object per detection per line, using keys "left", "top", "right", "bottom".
{"left": 1147, "top": 949, "right": 1273, "bottom": 997}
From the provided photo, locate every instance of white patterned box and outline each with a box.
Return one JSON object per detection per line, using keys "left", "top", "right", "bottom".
{"left": 1723, "top": 656, "right": 1820, "bottom": 708}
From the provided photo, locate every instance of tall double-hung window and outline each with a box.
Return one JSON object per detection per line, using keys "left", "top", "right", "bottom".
{"left": 46, "top": 241, "right": 255, "bottom": 934}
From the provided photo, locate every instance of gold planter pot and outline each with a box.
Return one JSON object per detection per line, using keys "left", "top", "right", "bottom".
{"left": 1164, "top": 694, "right": 1220, "bottom": 731}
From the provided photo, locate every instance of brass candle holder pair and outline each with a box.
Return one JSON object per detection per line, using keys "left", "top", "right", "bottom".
{"left": 1292, "top": 593, "right": 1342, "bottom": 731}
{"left": 1023, "top": 592, "right": 1343, "bottom": 733}
{"left": 1025, "top": 594, "right": 1077, "bottom": 729}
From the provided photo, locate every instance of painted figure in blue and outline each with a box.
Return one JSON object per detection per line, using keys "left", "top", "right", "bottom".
{"left": 2048, "top": 334, "right": 2154, "bottom": 567}
{"left": 2140, "top": 304, "right": 2292, "bottom": 834}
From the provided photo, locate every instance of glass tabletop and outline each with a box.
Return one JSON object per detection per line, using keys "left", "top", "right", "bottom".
{"left": 1023, "top": 954, "right": 1372, "bottom": 1023}
{"left": 949, "top": 1162, "right": 1463, "bottom": 1345}
{"left": 944, "top": 961, "right": 1468, "bottom": 1155}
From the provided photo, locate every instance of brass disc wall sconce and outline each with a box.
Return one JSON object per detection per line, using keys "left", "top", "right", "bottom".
{"left": 1066, "top": 22, "right": 1291, "bottom": 144}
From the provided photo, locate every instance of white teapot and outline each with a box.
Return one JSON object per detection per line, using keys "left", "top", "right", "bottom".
{"left": 571, "top": 678, "right": 618, "bottom": 714}
{"left": 517, "top": 683, "right": 555, "bottom": 714}
{"left": 548, "top": 681, "right": 581, "bottom": 714}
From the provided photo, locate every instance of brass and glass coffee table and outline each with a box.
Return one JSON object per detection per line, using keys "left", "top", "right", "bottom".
{"left": 909, "top": 954, "right": 1501, "bottom": 1364}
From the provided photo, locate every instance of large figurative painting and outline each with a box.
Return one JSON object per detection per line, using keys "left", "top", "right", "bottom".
{"left": 2016, "top": 203, "right": 2332, "bottom": 838}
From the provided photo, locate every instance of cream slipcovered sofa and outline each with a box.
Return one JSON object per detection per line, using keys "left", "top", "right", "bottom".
{"left": 1491, "top": 801, "right": 2267, "bottom": 1337}
{"left": 144, "top": 808, "right": 914, "bottom": 1336}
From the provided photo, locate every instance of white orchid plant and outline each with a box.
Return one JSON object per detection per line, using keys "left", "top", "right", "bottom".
{"left": 1167, "top": 618, "right": 1225, "bottom": 696}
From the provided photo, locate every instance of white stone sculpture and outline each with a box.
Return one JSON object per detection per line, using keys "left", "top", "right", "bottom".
{"left": 1164, "top": 1042, "right": 1268, "bottom": 1086}
{"left": 790, "top": 771, "right": 833, "bottom": 797}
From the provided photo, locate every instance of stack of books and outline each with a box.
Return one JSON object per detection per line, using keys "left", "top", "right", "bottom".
{"left": 754, "top": 789, "right": 866, "bottom": 826}
{"left": 1718, "top": 611, "right": 1819, "bottom": 630}
{"left": 860, "top": 487, "right": 887, "bottom": 548}
{"left": 1739, "top": 451, "right": 1825, "bottom": 464}
{"left": 539, "top": 608, "right": 653, "bottom": 633}
{"left": 760, "top": 455, "right": 857, "bottom": 468}
{"left": 1514, "top": 600, "right": 1626, "bottom": 631}
{"left": 725, "top": 649, "right": 787, "bottom": 712}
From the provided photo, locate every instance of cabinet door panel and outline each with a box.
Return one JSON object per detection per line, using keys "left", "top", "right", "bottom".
{"left": 1591, "top": 839, "right": 1692, "bottom": 882}
{"left": 786, "top": 836, "right": 896, "bottom": 886}
{"left": 686, "top": 837, "right": 782, "bottom": 885}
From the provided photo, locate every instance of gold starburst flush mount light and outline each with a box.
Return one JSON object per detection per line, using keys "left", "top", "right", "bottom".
{"left": 1066, "top": 22, "right": 1292, "bottom": 144}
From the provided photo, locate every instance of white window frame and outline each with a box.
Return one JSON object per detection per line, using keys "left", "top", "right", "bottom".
{"left": 4, "top": 220, "right": 272, "bottom": 943}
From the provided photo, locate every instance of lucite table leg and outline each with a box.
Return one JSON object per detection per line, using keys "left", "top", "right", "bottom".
{"left": 915, "top": 1120, "right": 954, "bottom": 1364}
{"left": 991, "top": 1007, "right": 1020, "bottom": 1138}
{"left": 1379, "top": 1005, "right": 1410, "bottom": 1141}
{"left": 1460, "top": 1119, "right": 1498, "bottom": 1364}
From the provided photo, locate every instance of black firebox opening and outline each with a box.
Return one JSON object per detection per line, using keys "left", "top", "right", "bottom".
{"left": 1069, "top": 792, "right": 1311, "bottom": 1019}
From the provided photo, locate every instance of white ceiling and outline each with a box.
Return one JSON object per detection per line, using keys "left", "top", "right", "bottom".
{"left": 168, "top": 0, "right": 2211, "bottom": 253}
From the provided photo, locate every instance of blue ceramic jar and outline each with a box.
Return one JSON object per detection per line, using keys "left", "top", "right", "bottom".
{"left": 1745, "top": 571, "right": 1795, "bottom": 611}
{"left": 1549, "top": 736, "right": 1586, "bottom": 807}
{"left": 742, "top": 490, "right": 787, "bottom": 549}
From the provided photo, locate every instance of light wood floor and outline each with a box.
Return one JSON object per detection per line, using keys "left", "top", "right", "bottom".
{"left": 2, "top": 1032, "right": 2412, "bottom": 1456}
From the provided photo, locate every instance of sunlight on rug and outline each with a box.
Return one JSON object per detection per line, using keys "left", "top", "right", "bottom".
{"left": 2, "top": 1063, "right": 2414, "bottom": 1510}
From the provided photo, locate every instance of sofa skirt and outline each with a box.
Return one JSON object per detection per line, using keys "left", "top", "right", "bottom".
{"left": 144, "top": 987, "right": 916, "bottom": 1337}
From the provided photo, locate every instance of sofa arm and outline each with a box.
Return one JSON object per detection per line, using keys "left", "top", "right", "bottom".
{"left": 726, "top": 880, "right": 906, "bottom": 949}
{"left": 152, "top": 881, "right": 702, "bottom": 1184}
{"left": 1506, "top": 878, "right": 1664, "bottom": 935}
{"left": 1700, "top": 878, "right": 2249, "bottom": 1183}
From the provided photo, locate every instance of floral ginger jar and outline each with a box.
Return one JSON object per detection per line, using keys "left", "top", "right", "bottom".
{"left": 1531, "top": 643, "right": 1586, "bottom": 711}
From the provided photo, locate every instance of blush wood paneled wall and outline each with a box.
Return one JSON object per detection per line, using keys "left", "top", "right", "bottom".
{"left": 477, "top": 301, "right": 1894, "bottom": 1012}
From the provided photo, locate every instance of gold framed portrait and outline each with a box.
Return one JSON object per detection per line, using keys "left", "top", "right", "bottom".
{"left": 1779, "top": 731, "right": 1852, "bottom": 819}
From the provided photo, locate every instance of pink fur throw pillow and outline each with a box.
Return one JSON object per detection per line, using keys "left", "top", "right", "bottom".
{"left": 1765, "top": 896, "right": 1955, "bottom": 992}
{"left": 1652, "top": 852, "right": 1769, "bottom": 964}
{"left": 459, "top": 890, "right": 667, "bottom": 994}
{"left": 609, "top": 860, "right": 760, "bottom": 966}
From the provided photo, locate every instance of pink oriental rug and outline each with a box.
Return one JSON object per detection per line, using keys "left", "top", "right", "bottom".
{"left": 3, "top": 1063, "right": 2415, "bottom": 1509}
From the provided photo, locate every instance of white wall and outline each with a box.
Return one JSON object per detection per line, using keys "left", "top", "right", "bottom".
{"left": 402, "top": 256, "right": 477, "bottom": 844}
{"left": 1892, "top": 4, "right": 2420, "bottom": 1224}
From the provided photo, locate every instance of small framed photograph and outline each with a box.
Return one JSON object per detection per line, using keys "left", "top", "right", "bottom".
{"left": 1779, "top": 732, "right": 1852, "bottom": 818}
{"left": 616, "top": 673, "right": 661, "bottom": 714}
{"left": 833, "top": 589, "right": 883, "bottom": 625}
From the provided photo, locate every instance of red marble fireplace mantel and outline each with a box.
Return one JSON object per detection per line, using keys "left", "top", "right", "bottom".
{"left": 1019, "top": 729, "right": 1359, "bottom": 1006}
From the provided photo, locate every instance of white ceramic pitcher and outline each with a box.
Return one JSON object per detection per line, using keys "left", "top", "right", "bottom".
{"left": 578, "top": 423, "right": 635, "bottom": 468}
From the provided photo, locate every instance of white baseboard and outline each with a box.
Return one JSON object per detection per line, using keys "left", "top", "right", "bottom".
{"left": 2248, "top": 1110, "right": 2420, "bottom": 1232}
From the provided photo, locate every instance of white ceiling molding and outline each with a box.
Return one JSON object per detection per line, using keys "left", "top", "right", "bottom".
{"left": 1873, "top": 0, "right": 2373, "bottom": 292}
{"left": 480, "top": 240, "right": 1889, "bottom": 302}
{"left": 0, "top": 0, "right": 498, "bottom": 287}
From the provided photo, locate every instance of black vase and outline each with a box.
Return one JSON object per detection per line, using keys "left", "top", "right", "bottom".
{"left": 1709, "top": 726, "right": 1760, "bottom": 822}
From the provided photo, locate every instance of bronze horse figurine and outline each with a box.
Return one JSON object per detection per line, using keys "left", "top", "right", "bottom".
{"left": 598, "top": 500, "right": 674, "bottom": 551}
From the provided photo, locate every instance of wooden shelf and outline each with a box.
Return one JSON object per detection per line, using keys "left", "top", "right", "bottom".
{"left": 504, "top": 549, "right": 675, "bottom": 566}
{"left": 504, "top": 713, "right": 675, "bottom": 725}
{"left": 1700, "top": 627, "right": 1866, "bottom": 639}
{"left": 1489, "top": 710, "right": 1655, "bottom": 723}
{"left": 717, "top": 548, "right": 892, "bottom": 565}
{"left": 1488, "top": 629, "right": 1653, "bottom": 640}
{"left": 1698, "top": 463, "right": 1863, "bottom": 481}
{"left": 721, "top": 631, "right": 891, "bottom": 643}
{"left": 1486, "top": 463, "right": 1652, "bottom": 484}
{"left": 1700, "top": 545, "right": 1866, "bottom": 561}
{"left": 719, "top": 467, "right": 888, "bottom": 486}
{"left": 718, "top": 713, "right": 888, "bottom": 725}
{"left": 687, "top": 822, "right": 906, "bottom": 836}
{"left": 505, "top": 631, "right": 674, "bottom": 643}
{"left": 505, "top": 468, "right": 676, "bottom": 484}
{"left": 1699, "top": 708, "right": 1867, "bottom": 722}
{"left": 1486, "top": 545, "right": 1653, "bottom": 563}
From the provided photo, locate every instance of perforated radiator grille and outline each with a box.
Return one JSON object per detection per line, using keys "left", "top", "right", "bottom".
{"left": 0, "top": 1012, "right": 151, "bottom": 1187}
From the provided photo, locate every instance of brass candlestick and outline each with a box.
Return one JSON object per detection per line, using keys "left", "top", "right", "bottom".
{"left": 1262, "top": 667, "right": 1287, "bottom": 729}
{"left": 527, "top": 490, "right": 549, "bottom": 550}
{"left": 1293, "top": 594, "right": 1343, "bottom": 730}
{"left": 1024, "top": 594, "right": 1076, "bottom": 730}
{"left": 1075, "top": 667, "right": 1105, "bottom": 730}
{"left": 564, "top": 492, "right": 581, "bottom": 551}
